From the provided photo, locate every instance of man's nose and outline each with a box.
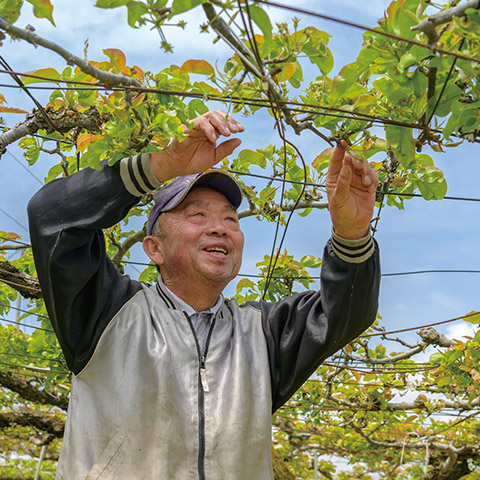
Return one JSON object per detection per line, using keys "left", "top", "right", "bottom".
{"left": 206, "top": 217, "right": 227, "bottom": 236}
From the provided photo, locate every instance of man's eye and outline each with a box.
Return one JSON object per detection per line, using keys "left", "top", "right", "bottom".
{"left": 194, "top": 212, "right": 205, "bottom": 217}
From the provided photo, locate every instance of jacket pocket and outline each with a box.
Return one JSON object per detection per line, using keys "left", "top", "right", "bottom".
{"left": 86, "top": 433, "right": 126, "bottom": 480}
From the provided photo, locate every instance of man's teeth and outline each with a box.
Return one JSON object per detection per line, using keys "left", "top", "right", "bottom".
{"left": 206, "top": 247, "right": 227, "bottom": 255}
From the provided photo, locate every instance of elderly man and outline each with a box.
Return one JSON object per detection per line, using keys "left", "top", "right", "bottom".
{"left": 28, "top": 110, "right": 380, "bottom": 480}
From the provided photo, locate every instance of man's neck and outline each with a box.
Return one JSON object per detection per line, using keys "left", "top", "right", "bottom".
{"left": 160, "top": 276, "right": 223, "bottom": 312}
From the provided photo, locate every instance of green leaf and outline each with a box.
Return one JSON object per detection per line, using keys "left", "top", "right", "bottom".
{"left": 236, "top": 149, "right": 267, "bottom": 170}
{"left": 418, "top": 166, "right": 447, "bottom": 200}
{"left": 430, "top": 352, "right": 443, "bottom": 364}
{"left": 300, "top": 255, "right": 321, "bottom": 268}
{"left": 24, "top": 145, "right": 40, "bottom": 165}
{"left": 464, "top": 312, "right": 480, "bottom": 324}
{"left": 330, "top": 63, "right": 359, "bottom": 103}
{"left": 235, "top": 278, "right": 255, "bottom": 293}
{"left": 188, "top": 98, "right": 208, "bottom": 117}
{"left": 0, "top": 0, "right": 23, "bottom": 23}
{"left": 411, "top": 69, "right": 428, "bottom": 98}
{"left": 170, "top": 0, "right": 203, "bottom": 15}
{"left": 20, "top": 67, "right": 60, "bottom": 85}
{"left": 95, "top": 0, "right": 129, "bottom": 7}
{"left": 298, "top": 207, "right": 312, "bottom": 218}
{"left": 301, "top": 40, "right": 333, "bottom": 75}
{"left": 45, "top": 163, "right": 64, "bottom": 182}
{"left": 397, "top": 9, "right": 419, "bottom": 39}
{"left": 126, "top": 1, "right": 149, "bottom": 28}
{"left": 246, "top": 4, "right": 272, "bottom": 41}
{"left": 25, "top": 0, "right": 55, "bottom": 25}
{"left": 385, "top": 125, "right": 415, "bottom": 167}
{"left": 397, "top": 52, "right": 418, "bottom": 73}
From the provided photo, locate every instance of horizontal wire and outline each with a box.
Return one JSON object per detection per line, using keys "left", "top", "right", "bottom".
{"left": 278, "top": 403, "right": 480, "bottom": 415}
{"left": 362, "top": 310, "right": 480, "bottom": 338}
{"left": 0, "top": 359, "right": 68, "bottom": 375}
{"left": 0, "top": 236, "right": 30, "bottom": 247}
{"left": 2, "top": 73, "right": 476, "bottom": 141}
{"left": 0, "top": 316, "right": 54, "bottom": 333}
{"left": 322, "top": 362, "right": 434, "bottom": 375}
{"left": 0, "top": 350, "right": 65, "bottom": 365}
{"left": 254, "top": 0, "right": 480, "bottom": 64}
{"left": 116, "top": 259, "right": 480, "bottom": 281}
{"left": 229, "top": 169, "right": 480, "bottom": 202}
{"left": 382, "top": 269, "right": 480, "bottom": 277}
{"left": 0, "top": 302, "right": 48, "bottom": 320}
{"left": 0, "top": 79, "right": 427, "bottom": 131}
{"left": 273, "top": 419, "right": 480, "bottom": 448}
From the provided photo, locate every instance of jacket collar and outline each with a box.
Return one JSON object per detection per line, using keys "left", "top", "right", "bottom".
{"left": 156, "top": 275, "right": 223, "bottom": 316}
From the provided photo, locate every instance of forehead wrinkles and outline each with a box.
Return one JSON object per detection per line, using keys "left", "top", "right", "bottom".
{"left": 183, "top": 199, "right": 237, "bottom": 212}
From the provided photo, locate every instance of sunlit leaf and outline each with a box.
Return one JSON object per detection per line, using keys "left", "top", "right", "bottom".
{"left": 103, "top": 48, "right": 127, "bottom": 73}
{"left": 0, "top": 106, "right": 28, "bottom": 114}
{"left": 236, "top": 149, "right": 267, "bottom": 170}
{"left": 76, "top": 133, "right": 104, "bottom": 153}
{"left": 179, "top": 59, "right": 215, "bottom": 76}
{"left": 464, "top": 312, "right": 480, "bottom": 324}
{"left": 276, "top": 63, "right": 296, "bottom": 82}
{"left": 0, "top": 0, "right": 23, "bottom": 23}
{"left": 26, "top": 0, "right": 55, "bottom": 25}
{"left": 312, "top": 148, "right": 333, "bottom": 172}
{"left": 20, "top": 67, "right": 60, "bottom": 85}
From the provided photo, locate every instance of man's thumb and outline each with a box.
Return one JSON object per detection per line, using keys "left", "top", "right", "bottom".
{"left": 215, "top": 138, "right": 242, "bottom": 162}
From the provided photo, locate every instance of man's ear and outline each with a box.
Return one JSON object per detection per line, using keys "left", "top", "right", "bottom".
{"left": 142, "top": 236, "right": 165, "bottom": 267}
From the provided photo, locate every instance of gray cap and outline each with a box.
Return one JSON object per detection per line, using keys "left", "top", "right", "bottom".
{"left": 146, "top": 169, "right": 243, "bottom": 236}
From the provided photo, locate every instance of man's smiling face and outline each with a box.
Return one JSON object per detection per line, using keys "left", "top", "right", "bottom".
{"left": 153, "top": 187, "right": 244, "bottom": 293}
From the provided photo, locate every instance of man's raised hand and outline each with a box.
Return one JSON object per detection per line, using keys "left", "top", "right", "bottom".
{"left": 325, "top": 141, "right": 379, "bottom": 240}
{"left": 149, "top": 110, "right": 244, "bottom": 182}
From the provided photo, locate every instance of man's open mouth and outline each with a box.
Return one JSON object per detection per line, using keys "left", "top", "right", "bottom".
{"left": 205, "top": 247, "right": 228, "bottom": 256}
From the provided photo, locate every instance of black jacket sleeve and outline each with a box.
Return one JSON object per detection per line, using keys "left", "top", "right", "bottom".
{"left": 247, "top": 237, "right": 380, "bottom": 412}
{"left": 27, "top": 157, "right": 157, "bottom": 374}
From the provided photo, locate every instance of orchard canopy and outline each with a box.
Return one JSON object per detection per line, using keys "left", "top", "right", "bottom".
{"left": 0, "top": 0, "right": 480, "bottom": 478}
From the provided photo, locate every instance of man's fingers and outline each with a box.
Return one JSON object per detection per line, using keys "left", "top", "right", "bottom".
{"left": 192, "top": 110, "right": 244, "bottom": 144}
{"left": 350, "top": 157, "right": 379, "bottom": 193}
{"left": 215, "top": 138, "right": 242, "bottom": 162}
{"left": 210, "top": 110, "right": 244, "bottom": 135}
{"left": 334, "top": 163, "right": 352, "bottom": 204}
{"left": 327, "top": 145, "right": 347, "bottom": 176}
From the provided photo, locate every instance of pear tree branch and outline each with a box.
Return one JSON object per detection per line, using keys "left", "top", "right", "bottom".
{"left": 0, "top": 18, "right": 142, "bottom": 88}
{"left": 412, "top": 0, "right": 480, "bottom": 44}
{"left": 238, "top": 199, "right": 328, "bottom": 219}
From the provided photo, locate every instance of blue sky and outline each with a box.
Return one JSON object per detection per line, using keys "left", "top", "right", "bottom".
{"left": 1, "top": 0, "right": 479, "bottom": 343}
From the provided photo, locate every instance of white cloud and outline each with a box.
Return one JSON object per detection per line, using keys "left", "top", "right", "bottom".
{"left": 446, "top": 321, "right": 477, "bottom": 341}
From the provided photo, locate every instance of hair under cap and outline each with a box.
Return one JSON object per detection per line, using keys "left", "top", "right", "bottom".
{"left": 146, "top": 169, "right": 243, "bottom": 236}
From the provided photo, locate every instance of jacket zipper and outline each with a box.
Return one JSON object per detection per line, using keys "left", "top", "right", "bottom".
{"left": 185, "top": 312, "right": 216, "bottom": 480}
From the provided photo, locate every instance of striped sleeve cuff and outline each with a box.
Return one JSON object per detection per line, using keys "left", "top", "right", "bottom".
{"left": 119, "top": 153, "right": 162, "bottom": 197}
{"left": 330, "top": 229, "right": 375, "bottom": 264}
